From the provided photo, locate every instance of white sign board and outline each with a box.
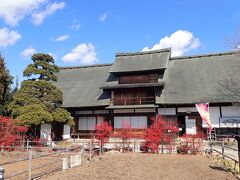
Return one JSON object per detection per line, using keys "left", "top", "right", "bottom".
{"left": 63, "top": 124, "right": 71, "bottom": 139}
{"left": 186, "top": 117, "right": 196, "bottom": 134}
{"left": 40, "top": 124, "right": 52, "bottom": 141}
{"left": 220, "top": 116, "right": 240, "bottom": 128}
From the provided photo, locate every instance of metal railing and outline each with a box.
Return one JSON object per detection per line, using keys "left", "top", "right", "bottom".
{"left": 209, "top": 140, "right": 240, "bottom": 173}
{"left": 0, "top": 140, "right": 101, "bottom": 180}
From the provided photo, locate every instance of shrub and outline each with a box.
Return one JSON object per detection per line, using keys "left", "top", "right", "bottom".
{"left": 142, "top": 115, "right": 179, "bottom": 153}
{"left": 177, "top": 134, "right": 205, "bottom": 154}
{"left": 0, "top": 116, "right": 28, "bottom": 149}
{"left": 95, "top": 121, "right": 112, "bottom": 146}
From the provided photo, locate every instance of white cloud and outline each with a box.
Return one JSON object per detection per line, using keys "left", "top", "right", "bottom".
{"left": 20, "top": 46, "right": 36, "bottom": 59}
{"left": 62, "top": 43, "right": 97, "bottom": 65}
{"left": 142, "top": 30, "right": 200, "bottom": 56}
{"left": 0, "top": 0, "right": 46, "bottom": 26}
{"left": 0, "top": 1, "right": 66, "bottom": 26}
{"left": 0, "top": 28, "right": 21, "bottom": 48}
{"left": 71, "top": 19, "right": 81, "bottom": 30}
{"left": 31, "top": 1, "right": 65, "bottom": 26}
{"left": 99, "top": 13, "right": 107, "bottom": 22}
{"left": 54, "top": 34, "right": 69, "bottom": 42}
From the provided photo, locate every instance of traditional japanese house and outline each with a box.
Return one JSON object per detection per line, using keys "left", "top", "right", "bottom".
{"left": 43, "top": 48, "right": 240, "bottom": 139}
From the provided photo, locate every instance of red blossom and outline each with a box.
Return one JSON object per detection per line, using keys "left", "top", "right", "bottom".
{"left": 143, "top": 115, "right": 179, "bottom": 153}
{"left": 0, "top": 116, "right": 28, "bottom": 148}
{"left": 95, "top": 121, "right": 112, "bottom": 145}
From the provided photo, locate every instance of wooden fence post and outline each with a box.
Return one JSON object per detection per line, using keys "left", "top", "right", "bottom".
{"left": 221, "top": 141, "right": 225, "bottom": 159}
{"left": 82, "top": 153, "right": 84, "bottom": 164}
{"left": 28, "top": 150, "right": 32, "bottom": 180}
{"left": 133, "top": 140, "right": 136, "bottom": 153}
{"left": 209, "top": 140, "right": 212, "bottom": 153}
{"left": 89, "top": 141, "right": 92, "bottom": 161}
{"left": 99, "top": 140, "right": 102, "bottom": 157}
{"left": 26, "top": 139, "right": 29, "bottom": 152}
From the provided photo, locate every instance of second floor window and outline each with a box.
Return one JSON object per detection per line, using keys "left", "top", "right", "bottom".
{"left": 119, "top": 73, "right": 158, "bottom": 84}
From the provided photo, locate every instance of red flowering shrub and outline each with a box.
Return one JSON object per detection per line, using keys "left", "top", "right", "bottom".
{"left": 112, "top": 120, "right": 135, "bottom": 151}
{"left": 143, "top": 115, "right": 179, "bottom": 153}
{"left": 0, "top": 116, "right": 28, "bottom": 149}
{"left": 95, "top": 121, "right": 112, "bottom": 146}
{"left": 177, "top": 134, "right": 205, "bottom": 154}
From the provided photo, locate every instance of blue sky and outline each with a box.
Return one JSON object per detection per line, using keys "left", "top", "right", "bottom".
{"left": 0, "top": 0, "right": 240, "bottom": 83}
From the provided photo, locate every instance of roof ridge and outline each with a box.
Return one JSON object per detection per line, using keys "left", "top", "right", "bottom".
{"left": 116, "top": 48, "right": 171, "bottom": 57}
{"left": 170, "top": 50, "right": 239, "bottom": 60}
{"left": 60, "top": 63, "right": 113, "bottom": 70}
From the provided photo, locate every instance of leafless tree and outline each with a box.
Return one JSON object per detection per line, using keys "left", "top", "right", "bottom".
{"left": 219, "top": 30, "right": 240, "bottom": 105}
{"left": 225, "top": 28, "right": 240, "bottom": 51}
{"left": 218, "top": 78, "right": 240, "bottom": 105}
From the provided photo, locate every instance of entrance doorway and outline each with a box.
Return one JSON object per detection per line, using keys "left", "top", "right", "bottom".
{"left": 177, "top": 115, "right": 186, "bottom": 136}
{"left": 51, "top": 123, "right": 64, "bottom": 141}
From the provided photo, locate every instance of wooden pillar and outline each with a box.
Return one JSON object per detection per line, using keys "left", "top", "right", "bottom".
{"left": 111, "top": 91, "right": 114, "bottom": 105}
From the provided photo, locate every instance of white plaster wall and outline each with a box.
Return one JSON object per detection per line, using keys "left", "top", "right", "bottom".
{"left": 63, "top": 124, "right": 71, "bottom": 139}
{"left": 222, "top": 106, "right": 240, "bottom": 116}
{"left": 158, "top": 108, "right": 176, "bottom": 115}
{"left": 40, "top": 124, "right": 52, "bottom": 141}
{"left": 204, "top": 107, "right": 221, "bottom": 128}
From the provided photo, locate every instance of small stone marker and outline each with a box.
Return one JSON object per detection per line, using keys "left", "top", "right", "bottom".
{"left": 62, "top": 158, "right": 69, "bottom": 171}
{"left": 76, "top": 155, "right": 81, "bottom": 165}
{"left": 0, "top": 166, "right": 5, "bottom": 180}
{"left": 70, "top": 156, "right": 74, "bottom": 168}
{"left": 70, "top": 155, "right": 78, "bottom": 168}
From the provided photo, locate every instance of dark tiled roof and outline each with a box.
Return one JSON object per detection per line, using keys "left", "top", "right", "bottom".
{"left": 53, "top": 64, "right": 111, "bottom": 108}
{"left": 109, "top": 48, "right": 171, "bottom": 73}
{"left": 157, "top": 52, "right": 240, "bottom": 104}
{"left": 54, "top": 50, "right": 240, "bottom": 108}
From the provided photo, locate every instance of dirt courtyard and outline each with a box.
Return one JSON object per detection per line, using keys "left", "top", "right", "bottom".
{"left": 43, "top": 153, "right": 236, "bottom": 180}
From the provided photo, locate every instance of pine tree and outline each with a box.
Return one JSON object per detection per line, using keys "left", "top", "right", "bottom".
{"left": 0, "top": 54, "right": 13, "bottom": 115}
{"left": 9, "top": 53, "right": 73, "bottom": 126}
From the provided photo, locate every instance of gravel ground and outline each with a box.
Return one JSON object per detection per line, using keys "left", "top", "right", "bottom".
{"left": 42, "top": 153, "right": 236, "bottom": 180}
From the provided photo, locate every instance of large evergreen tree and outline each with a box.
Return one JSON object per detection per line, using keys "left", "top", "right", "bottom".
{"left": 0, "top": 54, "right": 13, "bottom": 115}
{"left": 9, "top": 53, "right": 73, "bottom": 126}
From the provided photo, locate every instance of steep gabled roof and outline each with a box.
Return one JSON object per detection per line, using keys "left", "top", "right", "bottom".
{"left": 54, "top": 50, "right": 240, "bottom": 108}
{"left": 109, "top": 48, "right": 171, "bottom": 73}
{"left": 53, "top": 64, "right": 112, "bottom": 108}
{"left": 157, "top": 51, "right": 240, "bottom": 104}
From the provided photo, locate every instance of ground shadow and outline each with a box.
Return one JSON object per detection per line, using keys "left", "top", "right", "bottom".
{"left": 209, "top": 165, "right": 228, "bottom": 172}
